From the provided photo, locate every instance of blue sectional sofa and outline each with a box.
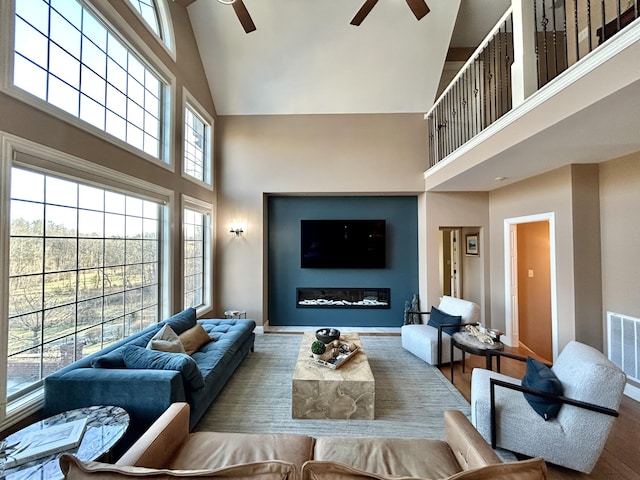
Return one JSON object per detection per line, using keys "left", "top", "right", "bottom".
{"left": 43, "top": 308, "right": 255, "bottom": 453}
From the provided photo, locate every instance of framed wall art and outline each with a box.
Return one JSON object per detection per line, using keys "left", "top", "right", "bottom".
{"left": 465, "top": 234, "right": 479, "bottom": 256}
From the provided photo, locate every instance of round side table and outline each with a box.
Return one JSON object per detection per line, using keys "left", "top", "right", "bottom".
{"left": 449, "top": 331, "right": 504, "bottom": 383}
{"left": 224, "top": 309, "right": 247, "bottom": 319}
{"left": 1, "top": 405, "right": 129, "bottom": 479}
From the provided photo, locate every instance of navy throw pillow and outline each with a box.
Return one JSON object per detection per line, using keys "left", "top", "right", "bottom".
{"left": 427, "top": 306, "right": 462, "bottom": 336}
{"left": 90, "top": 349, "right": 125, "bottom": 368}
{"left": 122, "top": 345, "right": 204, "bottom": 390}
{"left": 522, "top": 356, "right": 564, "bottom": 420}
{"left": 161, "top": 308, "right": 197, "bottom": 336}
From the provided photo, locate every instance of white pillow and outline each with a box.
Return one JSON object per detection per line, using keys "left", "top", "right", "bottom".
{"left": 147, "top": 325, "right": 186, "bottom": 353}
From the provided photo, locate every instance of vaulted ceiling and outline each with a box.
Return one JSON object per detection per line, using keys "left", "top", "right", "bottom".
{"left": 175, "top": 1, "right": 640, "bottom": 192}
{"left": 179, "top": 0, "right": 512, "bottom": 116}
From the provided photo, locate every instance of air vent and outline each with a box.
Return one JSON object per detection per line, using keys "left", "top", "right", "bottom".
{"left": 607, "top": 311, "right": 640, "bottom": 383}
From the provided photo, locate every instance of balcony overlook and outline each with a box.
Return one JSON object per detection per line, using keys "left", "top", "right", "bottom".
{"left": 425, "top": 0, "right": 640, "bottom": 192}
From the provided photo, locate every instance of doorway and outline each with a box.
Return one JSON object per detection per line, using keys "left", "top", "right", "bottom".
{"left": 439, "top": 228, "right": 461, "bottom": 298}
{"left": 504, "top": 213, "right": 558, "bottom": 360}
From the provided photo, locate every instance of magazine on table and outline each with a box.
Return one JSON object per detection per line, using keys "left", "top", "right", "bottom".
{"left": 3, "top": 417, "right": 88, "bottom": 469}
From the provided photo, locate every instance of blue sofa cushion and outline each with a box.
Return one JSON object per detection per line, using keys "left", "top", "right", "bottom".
{"left": 90, "top": 349, "right": 125, "bottom": 369}
{"left": 522, "top": 356, "right": 564, "bottom": 420}
{"left": 161, "top": 308, "right": 197, "bottom": 336}
{"left": 427, "top": 306, "right": 462, "bottom": 336}
{"left": 122, "top": 345, "right": 204, "bottom": 390}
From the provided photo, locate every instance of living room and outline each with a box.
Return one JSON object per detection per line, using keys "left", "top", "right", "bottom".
{"left": 0, "top": 0, "right": 639, "bottom": 478}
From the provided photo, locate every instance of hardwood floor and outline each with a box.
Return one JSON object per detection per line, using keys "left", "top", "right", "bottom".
{"left": 438, "top": 345, "right": 640, "bottom": 480}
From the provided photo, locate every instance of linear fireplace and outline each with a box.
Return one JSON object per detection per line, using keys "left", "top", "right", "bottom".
{"left": 296, "top": 287, "right": 390, "bottom": 309}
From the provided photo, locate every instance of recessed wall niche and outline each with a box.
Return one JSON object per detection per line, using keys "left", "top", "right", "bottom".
{"left": 267, "top": 195, "right": 418, "bottom": 327}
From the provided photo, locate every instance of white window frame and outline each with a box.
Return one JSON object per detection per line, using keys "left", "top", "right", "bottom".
{"left": 0, "top": 0, "right": 176, "bottom": 171}
{"left": 0, "top": 130, "right": 173, "bottom": 430}
{"left": 124, "top": 0, "right": 176, "bottom": 61}
{"left": 181, "top": 195, "right": 214, "bottom": 317}
{"left": 182, "top": 88, "right": 214, "bottom": 190}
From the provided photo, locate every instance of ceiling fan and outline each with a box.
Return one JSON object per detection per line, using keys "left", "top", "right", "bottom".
{"left": 218, "top": 0, "right": 256, "bottom": 33}
{"left": 351, "top": 0, "right": 430, "bottom": 26}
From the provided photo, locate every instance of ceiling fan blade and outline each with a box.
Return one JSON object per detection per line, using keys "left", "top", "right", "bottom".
{"left": 405, "top": 0, "right": 430, "bottom": 20}
{"left": 232, "top": 0, "right": 256, "bottom": 33}
{"left": 350, "top": 0, "right": 379, "bottom": 26}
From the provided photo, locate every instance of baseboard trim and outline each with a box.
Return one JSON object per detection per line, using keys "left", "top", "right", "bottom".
{"left": 624, "top": 383, "right": 640, "bottom": 402}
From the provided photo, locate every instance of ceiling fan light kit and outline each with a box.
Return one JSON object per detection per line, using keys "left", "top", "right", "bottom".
{"left": 217, "top": 0, "right": 430, "bottom": 34}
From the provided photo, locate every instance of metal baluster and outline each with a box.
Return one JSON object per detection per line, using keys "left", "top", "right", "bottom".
{"left": 552, "top": 0, "right": 558, "bottom": 80}
{"left": 455, "top": 74, "right": 461, "bottom": 150}
{"left": 562, "top": 0, "right": 568, "bottom": 77}
{"left": 428, "top": 114, "right": 435, "bottom": 167}
{"left": 574, "top": 0, "right": 580, "bottom": 61}
{"left": 497, "top": 22, "right": 503, "bottom": 118}
{"left": 601, "top": 1, "right": 606, "bottom": 44}
{"left": 452, "top": 79, "right": 458, "bottom": 152}
{"left": 505, "top": 14, "right": 512, "bottom": 113}
{"left": 587, "top": 0, "right": 592, "bottom": 52}
{"left": 464, "top": 68, "right": 471, "bottom": 144}
{"left": 491, "top": 37, "right": 500, "bottom": 122}
{"left": 617, "top": 0, "right": 621, "bottom": 33}
{"left": 475, "top": 56, "right": 481, "bottom": 134}
{"left": 542, "top": 0, "right": 549, "bottom": 85}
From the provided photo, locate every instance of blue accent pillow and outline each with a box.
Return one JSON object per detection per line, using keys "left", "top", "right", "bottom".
{"left": 122, "top": 345, "right": 204, "bottom": 390}
{"left": 90, "top": 349, "right": 125, "bottom": 368}
{"left": 522, "top": 356, "right": 564, "bottom": 420}
{"left": 427, "top": 306, "right": 462, "bottom": 336}
{"left": 162, "top": 308, "right": 197, "bottom": 336}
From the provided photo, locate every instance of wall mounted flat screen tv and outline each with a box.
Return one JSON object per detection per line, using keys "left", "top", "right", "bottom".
{"left": 301, "top": 220, "right": 386, "bottom": 268}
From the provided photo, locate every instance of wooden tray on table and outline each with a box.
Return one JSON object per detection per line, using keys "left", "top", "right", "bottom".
{"left": 310, "top": 341, "right": 360, "bottom": 370}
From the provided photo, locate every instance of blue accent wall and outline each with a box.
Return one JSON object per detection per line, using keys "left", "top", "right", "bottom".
{"left": 268, "top": 196, "right": 418, "bottom": 327}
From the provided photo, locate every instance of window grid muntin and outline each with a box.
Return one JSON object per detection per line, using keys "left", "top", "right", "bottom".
{"left": 13, "top": 0, "right": 163, "bottom": 160}
{"left": 183, "top": 208, "right": 206, "bottom": 309}
{"left": 127, "top": 0, "right": 161, "bottom": 37}
{"left": 183, "top": 105, "right": 208, "bottom": 183}
{"left": 7, "top": 166, "right": 161, "bottom": 399}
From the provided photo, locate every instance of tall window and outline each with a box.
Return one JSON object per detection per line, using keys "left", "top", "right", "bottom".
{"left": 183, "top": 105, "right": 211, "bottom": 184}
{"left": 127, "top": 0, "right": 161, "bottom": 37}
{"left": 183, "top": 201, "right": 211, "bottom": 311}
{"left": 8, "top": 167, "right": 161, "bottom": 399}
{"left": 13, "top": 0, "right": 165, "bottom": 159}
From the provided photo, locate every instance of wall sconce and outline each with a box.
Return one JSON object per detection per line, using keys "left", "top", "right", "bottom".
{"left": 230, "top": 224, "right": 245, "bottom": 237}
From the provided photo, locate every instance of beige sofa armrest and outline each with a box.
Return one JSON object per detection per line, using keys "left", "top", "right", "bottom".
{"left": 116, "top": 402, "right": 190, "bottom": 468}
{"left": 444, "top": 410, "right": 502, "bottom": 470}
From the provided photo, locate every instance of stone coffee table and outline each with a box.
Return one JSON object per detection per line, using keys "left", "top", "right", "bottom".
{"left": 292, "top": 332, "right": 375, "bottom": 420}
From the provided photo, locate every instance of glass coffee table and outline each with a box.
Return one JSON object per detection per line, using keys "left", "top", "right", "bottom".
{"left": 1, "top": 405, "right": 129, "bottom": 479}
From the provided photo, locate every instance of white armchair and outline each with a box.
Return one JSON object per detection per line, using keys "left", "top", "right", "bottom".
{"left": 401, "top": 295, "right": 480, "bottom": 365}
{"left": 470, "top": 341, "right": 626, "bottom": 473}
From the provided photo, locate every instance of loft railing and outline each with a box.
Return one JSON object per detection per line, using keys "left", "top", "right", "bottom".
{"left": 427, "top": 9, "right": 513, "bottom": 167}
{"left": 427, "top": 0, "right": 640, "bottom": 168}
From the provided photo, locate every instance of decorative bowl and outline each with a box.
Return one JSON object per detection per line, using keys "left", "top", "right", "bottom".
{"left": 315, "top": 328, "right": 340, "bottom": 344}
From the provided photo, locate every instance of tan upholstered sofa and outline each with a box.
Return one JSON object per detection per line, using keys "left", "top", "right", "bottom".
{"left": 60, "top": 403, "right": 548, "bottom": 479}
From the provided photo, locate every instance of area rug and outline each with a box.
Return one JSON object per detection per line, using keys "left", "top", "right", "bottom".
{"left": 196, "top": 333, "right": 470, "bottom": 440}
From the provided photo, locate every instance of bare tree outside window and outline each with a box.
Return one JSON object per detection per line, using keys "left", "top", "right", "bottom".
{"left": 7, "top": 167, "right": 161, "bottom": 398}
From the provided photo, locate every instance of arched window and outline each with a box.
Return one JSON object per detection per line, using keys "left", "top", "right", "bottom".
{"left": 126, "top": 0, "right": 175, "bottom": 54}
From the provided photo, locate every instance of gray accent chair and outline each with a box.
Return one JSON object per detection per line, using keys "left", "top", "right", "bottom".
{"left": 401, "top": 295, "right": 480, "bottom": 365}
{"left": 470, "top": 341, "right": 626, "bottom": 473}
